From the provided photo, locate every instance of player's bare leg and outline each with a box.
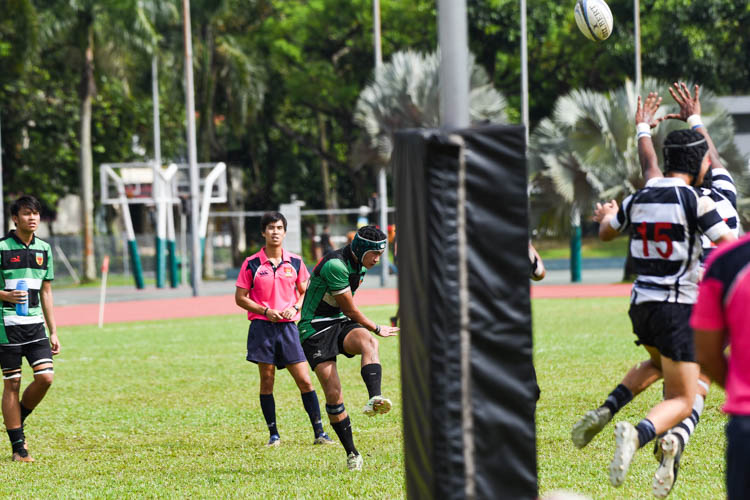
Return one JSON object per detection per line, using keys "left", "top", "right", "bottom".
{"left": 314, "top": 361, "right": 361, "bottom": 470}
{"left": 342, "top": 328, "right": 391, "bottom": 417}
{"left": 3, "top": 375, "right": 33, "bottom": 462}
{"left": 286, "top": 361, "right": 333, "bottom": 445}
{"left": 610, "top": 356, "right": 697, "bottom": 487}
{"left": 573, "top": 352, "right": 661, "bottom": 449}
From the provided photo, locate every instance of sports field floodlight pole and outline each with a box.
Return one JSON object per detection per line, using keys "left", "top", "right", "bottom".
{"left": 0, "top": 111, "right": 4, "bottom": 233}
{"left": 437, "top": 2, "right": 475, "bottom": 499}
{"left": 634, "top": 0, "right": 642, "bottom": 95}
{"left": 182, "top": 0, "right": 202, "bottom": 297}
{"left": 373, "top": 0, "right": 389, "bottom": 287}
{"left": 520, "top": 0, "right": 529, "bottom": 147}
{"left": 152, "top": 44, "right": 166, "bottom": 289}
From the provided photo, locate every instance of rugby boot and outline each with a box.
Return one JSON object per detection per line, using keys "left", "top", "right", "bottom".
{"left": 653, "top": 432, "right": 682, "bottom": 498}
{"left": 266, "top": 434, "right": 281, "bottom": 447}
{"left": 11, "top": 449, "right": 34, "bottom": 463}
{"left": 313, "top": 432, "right": 336, "bottom": 445}
{"left": 347, "top": 451, "right": 363, "bottom": 471}
{"left": 363, "top": 395, "right": 392, "bottom": 417}
{"left": 571, "top": 406, "right": 612, "bottom": 448}
{"left": 609, "top": 421, "right": 639, "bottom": 487}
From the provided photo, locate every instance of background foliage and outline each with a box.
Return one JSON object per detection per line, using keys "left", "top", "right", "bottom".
{"left": 1, "top": 0, "right": 748, "bottom": 218}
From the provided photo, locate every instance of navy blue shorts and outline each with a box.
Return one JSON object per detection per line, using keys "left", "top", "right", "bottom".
{"left": 727, "top": 415, "right": 750, "bottom": 500}
{"left": 246, "top": 320, "right": 307, "bottom": 369}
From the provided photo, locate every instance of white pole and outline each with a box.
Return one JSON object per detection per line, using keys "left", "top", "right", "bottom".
{"left": 634, "top": 0, "right": 642, "bottom": 95}
{"left": 373, "top": 0, "right": 389, "bottom": 287}
{"left": 437, "top": 0, "right": 470, "bottom": 129}
{"left": 0, "top": 111, "right": 4, "bottom": 233}
{"left": 98, "top": 255, "right": 110, "bottom": 328}
{"left": 520, "top": 0, "right": 530, "bottom": 146}
{"left": 182, "top": 0, "right": 202, "bottom": 296}
{"left": 373, "top": 0, "right": 382, "bottom": 67}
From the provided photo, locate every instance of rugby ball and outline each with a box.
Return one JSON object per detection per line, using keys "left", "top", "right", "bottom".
{"left": 574, "top": 0, "right": 613, "bottom": 42}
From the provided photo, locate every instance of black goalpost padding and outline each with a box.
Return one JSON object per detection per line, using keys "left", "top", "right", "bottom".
{"left": 393, "top": 124, "right": 537, "bottom": 500}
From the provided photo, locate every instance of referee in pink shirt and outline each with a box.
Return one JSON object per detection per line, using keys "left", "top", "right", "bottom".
{"left": 692, "top": 233, "right": 750, "bottom": 499}
{"left": 235, "top": 212, "right": 333, "bottom": 447}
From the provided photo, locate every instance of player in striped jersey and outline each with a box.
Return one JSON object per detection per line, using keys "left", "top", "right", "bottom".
{"left": 571, "top": 87, "right": 736, "bottom": 496}
{"left": 0, "top": 196, "right": 59, "bottom": 462}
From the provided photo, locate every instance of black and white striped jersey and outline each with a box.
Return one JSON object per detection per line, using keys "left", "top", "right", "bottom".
{"left": 701, "top": 167, "right": 740, "bottom": 262}
{"left": 610, "top": 177, "right": 731, "bottom": 305}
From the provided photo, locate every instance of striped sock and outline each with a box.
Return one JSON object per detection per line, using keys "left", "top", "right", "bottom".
{"left": 636, "top": 418, "right": 656, "bottom": 448}
{"left": 670, "top": 392, "right": 706, "bottom": 450}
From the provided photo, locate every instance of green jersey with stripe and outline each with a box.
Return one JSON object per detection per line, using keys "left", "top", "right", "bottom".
{"left": 298, "top": 246, "right": 366, "bottom": 342}
{"left": 0, "top": 231, "right": 54, "bottom": 344}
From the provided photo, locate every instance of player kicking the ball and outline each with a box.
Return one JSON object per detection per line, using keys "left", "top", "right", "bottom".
{"left": 297, "top": 225, "right": 399, "bottom": 471}
{"left": 572, "top": 87, "right": 735, "bottom": 497}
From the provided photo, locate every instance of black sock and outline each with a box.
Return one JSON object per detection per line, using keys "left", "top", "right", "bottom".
{"left": 636, "top": 418, "right": 656, "bottom": 448}
{"left": 259, "top": 394, "right": 278, "bottom": 437}
{"left": 301, "top": 390, "right": 324, "bottom": 437}
{"left": 602, "top": 384, "right": 633, "bottom": 415}
{"left": 331, "top": 416, "right": 357, "bottom": 456}
{"left": 20, "top": 403, "right": 33, "bottom": 424}
{"left": 361, "top": 364, "right": 382, "bottom": 399}
{"left": 7, "top": 427, "right": 27, "bottom": 456}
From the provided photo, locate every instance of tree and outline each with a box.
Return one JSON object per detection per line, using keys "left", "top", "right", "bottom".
{"left": 353, "top": 49, "right": 508, "bottom": 168}
{"left": 38, "top": 0, "right": 157, "bottom": 280}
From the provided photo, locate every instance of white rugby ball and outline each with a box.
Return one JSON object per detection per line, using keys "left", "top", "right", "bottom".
{"left": 574, "top": 0, "right": 614, "bottom": 42}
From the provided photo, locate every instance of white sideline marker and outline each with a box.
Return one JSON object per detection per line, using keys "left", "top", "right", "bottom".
{"left": 98, "top": 256, "right": 110, "bottom": 329}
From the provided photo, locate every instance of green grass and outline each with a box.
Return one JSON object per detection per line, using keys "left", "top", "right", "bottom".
{"left": 536, "top": 236, "right": 630, "bottom": 260}
{"left": 534, "top": 297, "right": 726, "bottom": 499}
{"left": 0, "top": 299, "right": 727, "bottom": 499}
{"left": 0, "top": 306, "right": 402, "bottom": 499}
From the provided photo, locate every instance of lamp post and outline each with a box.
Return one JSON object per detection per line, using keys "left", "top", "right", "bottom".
{"left": 182, "top": 0, "right": 202, "bottom": 296}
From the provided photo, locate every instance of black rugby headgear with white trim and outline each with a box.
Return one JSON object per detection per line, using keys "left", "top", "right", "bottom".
{"left": 662, "top": 129, "right": 709, "bottom": 187}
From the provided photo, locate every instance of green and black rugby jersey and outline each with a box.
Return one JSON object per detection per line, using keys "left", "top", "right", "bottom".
{"left": 298, "top": 246, "right": 366, "bottom": 342}
{"left": 0, "top": 231, "right": 54, "bottom": 344}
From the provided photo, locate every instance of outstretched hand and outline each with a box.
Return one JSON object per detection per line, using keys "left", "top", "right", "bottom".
{"left": 375, "top": 325, "right": 399, "bottom": 337}
{"left": 663, "top": 82, "right": 701, "bottom": 121}
{"left": 635, "top": 92, "right": 663, "bottom": 128}
{"left": 592, "top": 200, "right": 618, "bottom": 223}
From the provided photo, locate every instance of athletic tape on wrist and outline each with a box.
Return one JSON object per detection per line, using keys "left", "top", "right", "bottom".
{"left": 687, "top": 114, "right": 704, "bottom": 129}
{"left": 636, "top": 122, "right": 651, "bottom": 134}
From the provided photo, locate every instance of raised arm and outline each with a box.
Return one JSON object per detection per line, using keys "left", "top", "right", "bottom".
{"left": 664, "top": 82, "right": 723, "bottom": 171}
{"left": 635, "top": 93, "right": 664, "bottom": 182}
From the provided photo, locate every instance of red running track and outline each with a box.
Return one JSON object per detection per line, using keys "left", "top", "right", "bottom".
{"left": 56, "top": 283, "right": 631, "bottom": 327}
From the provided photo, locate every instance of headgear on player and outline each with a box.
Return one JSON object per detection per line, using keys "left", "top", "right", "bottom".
{"left": 351, "top": 225, "right": 387, "bottom": 262}
{"left": 662, "top": 129, "right": 710, "bottom": 187}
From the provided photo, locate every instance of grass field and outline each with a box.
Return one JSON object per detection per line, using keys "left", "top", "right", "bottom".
{"left": 0, "top": 300, "right": 728, "bottom": 499}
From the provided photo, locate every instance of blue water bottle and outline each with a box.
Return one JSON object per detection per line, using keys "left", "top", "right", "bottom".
{"left": 16, "top": 280, "right": 28, "bottom": 316}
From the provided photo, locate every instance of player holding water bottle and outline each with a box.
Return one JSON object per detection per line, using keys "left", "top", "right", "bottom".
{"left": 0, "top": 195, "right": 59, "bottom": 462}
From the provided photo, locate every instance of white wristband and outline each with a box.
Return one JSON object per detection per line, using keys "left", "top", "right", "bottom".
{"left": 687, "top": 114, "right": 703, "bottom": 129}
{"left": 636, "top": 122, "right": 651, "bottom": 140}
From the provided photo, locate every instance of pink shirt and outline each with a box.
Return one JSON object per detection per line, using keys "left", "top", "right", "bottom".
{"left": 691, "top": 233, "right": 750, "bottom": 415}
{"left": 236, "top": 248, "right": 310, "bottom": 322}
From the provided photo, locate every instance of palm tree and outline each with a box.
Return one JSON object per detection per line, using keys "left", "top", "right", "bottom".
{"left": 353, "top": 50, "right": 508, "bottom": 168}
{"left": 39, "top": 0, "right": 157, "bottom": 281}
{"left": 530, "top": 78, "right": 747, "bottom": 277}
